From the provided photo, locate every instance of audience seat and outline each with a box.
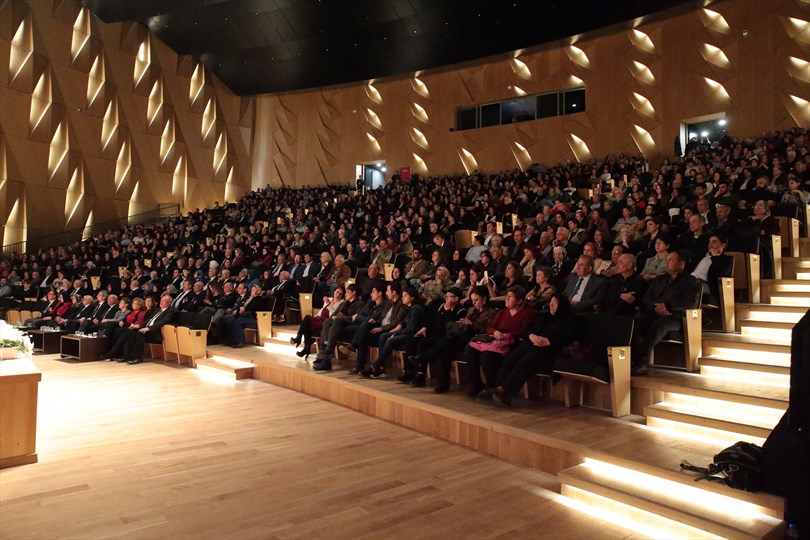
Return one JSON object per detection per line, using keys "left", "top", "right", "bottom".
{"left": 657, "top": 287, "right": 703, "bottom": 373}
{"left": 5, "top": 310, "right": 21, "bottom": 325}
{"left": 160, "top": 325, "right": 179, "bottom": 362}
{"left": 549, "top": 314, "right": 634, "bottom": 417}
{"left": 727, "top": 251, "right": 760, "bottom": 303}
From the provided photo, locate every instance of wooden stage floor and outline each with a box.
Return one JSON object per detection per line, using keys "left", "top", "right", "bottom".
{"left": 1, "top": 354, "right": 640, "bottom": 540}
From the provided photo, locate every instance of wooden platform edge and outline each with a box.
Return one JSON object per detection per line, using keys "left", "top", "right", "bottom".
{"left": 250, "top": 358, "right": 786, "bottom": 518}
{"left": 251, "top": 360, "right": 582, "bottom": 475}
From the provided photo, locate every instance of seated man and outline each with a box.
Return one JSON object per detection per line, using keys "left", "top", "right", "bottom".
{"left": 362, "top": 287, "right": 427, "bottom": 379}
{"left": 226, "top": 284, "right": 267, "bottom": 348}
{"left": 312, "top": 283, "right": 367, "bottom": 372}
{"left": 77, "top": 292, "right": 120, "bottom": 334}
{"left": 120, "top": 296, "right": 176, "bottom": 364}
{"left": 562, "top": 255, "right": 608, "bottom": 313}
{"left": 690, "top": 233, "right": 733, "bottom": 301}
{"left": 350, "top": 283, "right": 408, "bottom": 374}
{"left": 358, "top": 263, "right": 385, "bottom": 301}
{"left": 632, "top": 250, "right": 701, "bottom": 375}
{"left": 60, "top": 294, "right": 97, "bottom": 333}
{"left": 265, "top": 270, "right": 297, "bottom": 322}
{"left": 605, "top": 254, "right": 647, "bottom": 316}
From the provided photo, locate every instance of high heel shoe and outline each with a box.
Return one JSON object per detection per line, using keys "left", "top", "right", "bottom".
{"left": 296, "top": 346, "right": 311, "bottom": 360}
{"left": 290, "top": 336, "right": 301, "bottom": 346}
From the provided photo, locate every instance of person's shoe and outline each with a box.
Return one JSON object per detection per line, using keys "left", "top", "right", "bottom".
{"left": 405, "top": 354, "right": 420, "bottom": 367}
{"left": 410, "top": 373, "right": 426, "bottom": 388}
{"left": 313, "top": 361, "right": 332, "bottom": 372}
{"left": 466, "top": 389, "right": 482, "bottom": 399}
{"left": 232, "top": 343, "right": 244, "bottom": 349}
{"left": 347, "top": 368, "right": 361, "bottom": 375}
{"left": 127, "top": 359, "right": 143, "bottom": 365}
{"left": 290, "top": 336, "right": 300, "bottom": 346}
{"left": 296, "top": 347, "right": 311, "bottom": 360}
{"left": 477, "top": 389, "right": 493, "bottom": 401}
{"left": 396, "top": 373, "right": 414, "bottom": 384}
{"left": 116, "top": 357, "right": 127, "bottom": 363}
{"left": 434, "top": 383, "right": 449, "bottom": 394}
{"left": 631, "top": 364, "right": 648, "bottom": 376}
{"left": 360, "top": 368, "right": 374, "bottom": 379}
{"left": 491, "top": 390, "right": 512, "bottom": 408}
{"left": 369, "top": 367, "right": 385, "bottom": 379}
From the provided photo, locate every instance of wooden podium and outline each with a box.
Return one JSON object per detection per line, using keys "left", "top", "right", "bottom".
{"left": 0, "top": 357, "right": 42, "bottom": 468}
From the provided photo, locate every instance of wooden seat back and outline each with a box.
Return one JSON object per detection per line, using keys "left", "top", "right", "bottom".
{"left": 5, "top": 310, "right": 21, "bottom": 325}
{"left": 176, "top": 326, "right": 207, "bottom": 366}
{"left": 161, "top": 324, "right": 179, "bottom": 362}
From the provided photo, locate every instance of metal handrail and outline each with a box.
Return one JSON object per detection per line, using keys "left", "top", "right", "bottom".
{"left": 1, "top": 204, "right": 180, "bottom": 259}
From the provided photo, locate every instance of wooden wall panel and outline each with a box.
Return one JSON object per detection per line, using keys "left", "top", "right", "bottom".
{"left": 0, "top": 0, "right": 253, "bottom": 244}
{"left": 252, "top": 0, "right": 810, "bottom": 189}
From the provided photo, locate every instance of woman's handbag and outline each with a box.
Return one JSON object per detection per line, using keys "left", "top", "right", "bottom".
{"left": 468, "top": 334, "right": 513, "bottom": 355}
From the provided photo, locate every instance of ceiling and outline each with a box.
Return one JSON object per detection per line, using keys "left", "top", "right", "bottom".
{"left": 83, "top": 0, "right": 696, "bottom": 96}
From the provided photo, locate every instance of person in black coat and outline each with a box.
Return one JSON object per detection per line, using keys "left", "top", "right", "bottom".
{"left": 690, "top": 233, "right": 734, "bottom": 300}
{"left": 122, "top": 296, "right": 176, "bottom": 364}
{"left": 490, "top": 293, "right": 576, "bottom": 408}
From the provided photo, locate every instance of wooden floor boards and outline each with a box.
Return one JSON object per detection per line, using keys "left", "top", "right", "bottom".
{"left": 0, "top": 356, "right": 636, "bottom": 540}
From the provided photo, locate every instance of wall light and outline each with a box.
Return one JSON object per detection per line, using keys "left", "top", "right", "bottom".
{"left": 629, "top": 92, "right": 656, "bottom": 117}
{"left": 410, "top": 102, "right": 429, "bottom": 123}
{"left": 510, "top": 57, "right": 532, "bottom": 80}
{"left": 411, "top": 127, "right": 429, "bottom": 150}
{"left": 701, "top": 43, "right": 731, "bottom": 68}
{"left": 701, "top": 8, "right": 731, "bottom": 33}
{"left": 411, "top": 77, "right": 429, "bottom": 98}
{"left": 566, "top": 133, "right": 591, "bottom": 163}
{"left": 630, "top": 60, "right": 655, "bottom": 85}
{"left": 629, "top": 29, "right": 655, "bottom": 53}
{"left": 566, "top": 45, "right": 591, "bottom": 69}
{"left": 704, "top": 77, "right": 730, "bottom": 99}
{"left": 786, "top": 56, "right": 810, "bottom": 83}
{"left": 364, "top": 108, "right": 382, "bottom": 130}
{"left": 718, "top": 119, "right": 727, "bottom": 126}
{"left": 365, "top": 82, "right": 382, "bottom": 104}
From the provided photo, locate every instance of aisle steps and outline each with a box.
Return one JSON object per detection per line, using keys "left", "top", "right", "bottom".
{"left": 634, "top": 371, "right": 787, "bottom": 446}
{"left": 195, "top": 355, "right": 255, "bottom": 379}
{"left": 559, "top": 461, "right": 784, "bottom": 539}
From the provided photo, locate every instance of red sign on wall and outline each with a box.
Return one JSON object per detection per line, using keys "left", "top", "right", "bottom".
{"left": 399, "top": 166, "right": 412, "bottom": 182}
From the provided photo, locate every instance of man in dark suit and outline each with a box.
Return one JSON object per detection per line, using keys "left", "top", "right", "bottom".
{"left": 562, "top": 255, "right": 608, "bottom": 313}
{"left": 61, "top": 295, "right": 97, "bottom": 333}
{"left": 632, "top": 250, "right": 702, "bottom": 375}
{"left": 226, "top": 284, "right": 267, "bottom": 348}
{"left": 122, "top": 295, "right": 176, "bottom": 364}
{"left": 605, "top": 254, "right": 647, "bottom": 316}
{"left": 690, "top": 233, "right": 734, "bottom": 301}
{"left": 267, "top": 270, "right": 298, "bottom": 321}
{"left": 77, "top": 292, "right": 119, "bottom": 334}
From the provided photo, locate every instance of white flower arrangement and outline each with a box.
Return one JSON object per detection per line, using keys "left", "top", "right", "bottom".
{"left": 0, "top": 320, "right": 34, "bottom": 359}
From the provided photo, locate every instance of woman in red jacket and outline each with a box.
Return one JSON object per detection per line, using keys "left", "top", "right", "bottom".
{"left": 104, "top": 297, "right": 147, "bottom": 361}
{"left": 463, "top": 285, "right": 535, "bottom": 399}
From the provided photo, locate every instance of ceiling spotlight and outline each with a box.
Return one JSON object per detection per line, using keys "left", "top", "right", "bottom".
{"left": 689, "top": 132, "right": 697, "bottom": 138}
{"left": 700, "top": 131, "right": 709, "bottom": 137}
{"left": 718, "top": 119, "right": 727, "bottom": 126}
{"left": 376, "top": 163, "right": 382, "bottom": 167}
{"left": 381, "top": 166, "right": 387, "bottom": 172}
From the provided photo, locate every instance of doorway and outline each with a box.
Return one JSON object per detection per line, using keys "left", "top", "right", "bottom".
{"left": 679, "top": 113, "right": 727, "bottom": 155}
{"left": 356, "top": 162, "right": 387, "bottom": 192}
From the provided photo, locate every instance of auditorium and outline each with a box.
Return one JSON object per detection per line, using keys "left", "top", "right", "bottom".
{"left": 1, "top": 0, "right": 809, "bottom": 538}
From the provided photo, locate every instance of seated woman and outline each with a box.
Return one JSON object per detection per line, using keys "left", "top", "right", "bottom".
{"left": 640, "top": 235, "right": 671, "bottom": 280}
{"left": 525, "top": 266, "right": 556, "bottom": 312}
{"left": 361, "top": 287, "right": 427, "bottom": 378}
{"left": 421, "top": 285, "right": 497, "bottom": 393}
{"left": 99, "top": 297, "right": 132, "bottom": 337}
{"left": 104, "top": 297, "right": 148, "bottom": 362}
{"left": 490, "top": 294, "right": 576, "bottom": 408}
{"left": 463, "top": 286, "right": 534, "bottom": 400}
{"left": 291, "top": 286, "right": 345, "bottom": 359}
{"left": 491, "top": 261, "right": 526, "bottom": 303}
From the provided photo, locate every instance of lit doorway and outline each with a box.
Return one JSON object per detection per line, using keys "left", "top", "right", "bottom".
{"left": 679, "top": 113, "right": 727, "bottom": 155}
{"left": 355, "top": 162, "right": 387, "bottom": 192}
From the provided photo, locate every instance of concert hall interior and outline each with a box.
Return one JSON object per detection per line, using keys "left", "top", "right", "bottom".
{"left": 1, "top": 0, "right": 809, "bottom": 538}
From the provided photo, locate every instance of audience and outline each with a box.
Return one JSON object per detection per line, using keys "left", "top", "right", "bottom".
{"left": 2, "top": 126, "right": 807, "bottom": 404}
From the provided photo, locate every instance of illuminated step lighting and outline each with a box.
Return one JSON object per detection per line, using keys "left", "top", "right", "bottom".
{"left": 208, "top": 355, "right": 254, "bottom": 369}
{"left": 581, "top": 459, "right": 774, "bottom": 519}
{"left": 704, "top": 348, "right": 790, "bottom": 366}
{"left": 663, "top": 394, "right": 784, "bottom": 427}
{"left": 745, "top": 310, "right": 804, "bottom": 323}
{"left": 646, "top": 417, "right": 767, "bottom": 448}
{"left": 770, "top": 295, "right": 810, "bottom": 307}
{"left": 740, "top": 325, "right": 792, "bottom": 343}
{"left": 700, "top": 365, "right": 790, "bottom": 388}
{"left": 192, "top": 365, "right": 238, "bottom": 385}
{"left": 263, "top": 341, "right": 302, "bottom": 358}
{"left": 558, "top": 485, "right": 720, "bottom": 540}
{"left": 795, "top": 272, "right": 810, "bottom": 280}
{"left": 771, "top": 283, "right": 810, "bottom": 292}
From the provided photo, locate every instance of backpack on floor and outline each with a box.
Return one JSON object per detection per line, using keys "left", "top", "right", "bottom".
{"left": 680, "top": 441, "right": 763, "bottom": 492}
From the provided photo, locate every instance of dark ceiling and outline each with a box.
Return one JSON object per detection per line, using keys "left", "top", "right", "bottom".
{"left": 83, "top": 0, "right": 695, "bottom": 96}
